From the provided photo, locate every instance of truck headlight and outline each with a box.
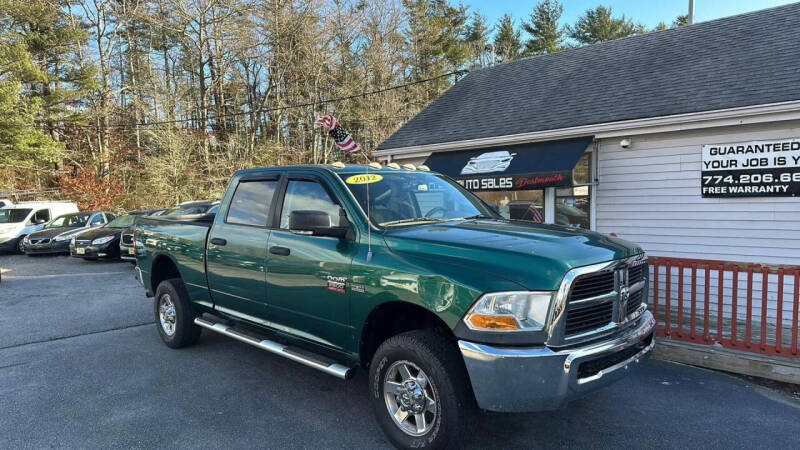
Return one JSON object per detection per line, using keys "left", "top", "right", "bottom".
{"left": 92, "top": 235, "right": 114, "bottom": 245}
{"left": 464, "top": 291, "right": 552, "bottom": 332}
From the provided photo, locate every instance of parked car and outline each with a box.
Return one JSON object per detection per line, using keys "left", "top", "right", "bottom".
{"left": 23, "top": 211, "right": 114, "bottom": 255}
{"left": 119, "top": 210, "right": 161, "bottom": 263}
{"left": 0, "top": 199, "right": 13, "bottom": 208}
{"left": 162, "top": 200, "right": 219, "bottom": 216}
{"left": 70, "top": 213, "right": 137, "bottom": 260}
{"left": 0, "top": 201, "right": 79, "bottom": 253}
{"left": 134, "top": 164, "right": 654, "bottom": 449}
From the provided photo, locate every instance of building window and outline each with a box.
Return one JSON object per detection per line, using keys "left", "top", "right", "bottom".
{"left": 475, "top": 190, "right": 545, "bottom": 223}
{"left": 555, "top": 153, "right": 591, "bottom": 229}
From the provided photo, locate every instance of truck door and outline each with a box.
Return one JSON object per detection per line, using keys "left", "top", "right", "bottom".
{"left": 206, "top": 178, "right": 279, "bottom": 322}
{"left": 265, "top": 176, "right": 357, "bottom": 351}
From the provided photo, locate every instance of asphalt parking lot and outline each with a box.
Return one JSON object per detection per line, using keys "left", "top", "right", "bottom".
{"left": 1, "top": 255, "right": 798, "bottom": 449}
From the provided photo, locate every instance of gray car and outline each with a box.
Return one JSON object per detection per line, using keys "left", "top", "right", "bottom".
{"left": 23, "top": 211, "right": 115, "bottom": 255}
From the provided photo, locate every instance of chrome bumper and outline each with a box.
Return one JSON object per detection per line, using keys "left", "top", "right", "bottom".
{"left": 459, "top": 311, "right": 655, "bottom": 412}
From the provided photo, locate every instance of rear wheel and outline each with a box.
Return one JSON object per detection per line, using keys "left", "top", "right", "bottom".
{"left": 154, "top": 278, "right": 202, "bottom": 348}
{"left": 369, "top": 330, "right": 476, "bottom": 449}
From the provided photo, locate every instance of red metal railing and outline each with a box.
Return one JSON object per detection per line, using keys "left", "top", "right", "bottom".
{"left": 649, "top": 256, "right": 800, "bottom": 359}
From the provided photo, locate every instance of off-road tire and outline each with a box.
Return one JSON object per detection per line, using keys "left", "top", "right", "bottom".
{"left": 369, "top": 329, "right": 476, "bottom": 449}
{"left": 154, "top": 278, "right": 202, "bottom": 348}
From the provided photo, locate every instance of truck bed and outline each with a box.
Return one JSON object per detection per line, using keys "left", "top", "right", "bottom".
{"left": 135, "top": 215, "right": 213, "bottom": 302}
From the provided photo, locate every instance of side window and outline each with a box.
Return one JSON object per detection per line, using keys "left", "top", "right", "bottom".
{"left": 280, "top": 180, "right": 342, "bottom": 229}
{"left": 226, "top": 180, "right": 278, "bottom": 227}
{"left": 91, "top": 214, "right": 105, "bottom": 225}
{"left": 32, "top": 209, "right": 50, "bottom": 224}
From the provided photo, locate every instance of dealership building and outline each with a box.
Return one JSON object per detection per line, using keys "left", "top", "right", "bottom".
{"left": 375, "top": 4, "right": 800, "bottom": 371}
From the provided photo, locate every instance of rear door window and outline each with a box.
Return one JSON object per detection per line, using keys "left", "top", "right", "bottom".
{"left": 226, "top": 180, "right": 278, "bottom": 227}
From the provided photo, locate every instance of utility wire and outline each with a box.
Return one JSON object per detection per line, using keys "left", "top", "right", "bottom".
{"left": 34, "top": 69, "right": 467, "bottom": 131}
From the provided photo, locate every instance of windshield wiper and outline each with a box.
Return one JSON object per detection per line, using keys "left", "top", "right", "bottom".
{"left": 449, "top": 214, "right": 493, "bottom": 221}
{"left": 380, "top": 217, "right": 448, "bottom": 227}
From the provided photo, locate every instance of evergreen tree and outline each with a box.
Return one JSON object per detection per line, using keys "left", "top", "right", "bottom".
{"left": 569, "top": 6, "right": 645, "bottom": 45}
{"left": 493, "top": 14, "right": 521, "bottom": 63}
{"left": 463, "top": 11, "right": 490, "bottom": 68}
{"left": 522, "top": 0, "right": 565, "bottom": 56}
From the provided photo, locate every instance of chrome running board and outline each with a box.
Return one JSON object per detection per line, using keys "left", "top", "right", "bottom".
{"left": 194, "top": 317, "right": 353, "bottom": 379}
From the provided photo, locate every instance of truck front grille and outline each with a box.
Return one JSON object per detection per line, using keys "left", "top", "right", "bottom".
{"left": 626, "top": 289, "right": 644, "bottom": 316}
{"left": 569, "top": 271, "right": 615, "bottom": 301}
{"left": 628, "top": 263, "right": 645, "bottom": 285}
{"left": 564, "top": 300, "right": 614, "bottom": 335}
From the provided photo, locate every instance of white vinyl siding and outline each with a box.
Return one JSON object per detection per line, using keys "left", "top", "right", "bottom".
{"left": 595, "top": 120, "right": 800, "bottom": 266}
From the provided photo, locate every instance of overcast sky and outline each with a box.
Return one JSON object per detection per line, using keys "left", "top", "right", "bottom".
{"left": 466, "top": 0, "right": 797, "bottom": 31}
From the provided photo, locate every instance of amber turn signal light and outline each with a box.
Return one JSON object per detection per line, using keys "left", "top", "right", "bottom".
{"left": 467, "top": 315, "right": 520, "bottom": 330}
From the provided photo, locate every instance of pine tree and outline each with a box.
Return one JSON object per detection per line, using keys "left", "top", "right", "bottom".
{"left": 492, "top": 14, "right": 521, "bottom": 63}
{"left": 522, "top": 0, "right": 565, "bottom": 56}
{"left": 569, "top": 6, "right": 645, "bottom": 45}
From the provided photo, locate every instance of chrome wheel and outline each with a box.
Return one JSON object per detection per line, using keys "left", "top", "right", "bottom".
{"left": 383, "top": 360, "right": 438, "bottom": 436}
{"left": 17, "top": 237, "right": 25, "bottom": 254}
{"left": 158, "top": 294, "right": 177, "bottom": 336}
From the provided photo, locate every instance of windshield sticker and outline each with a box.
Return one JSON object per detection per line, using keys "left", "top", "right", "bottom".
{"left": 345, "top": 174, "right": 383, "bottom": 185}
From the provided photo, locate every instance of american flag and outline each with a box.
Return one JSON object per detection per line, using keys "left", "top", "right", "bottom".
{"left": 315, "top": 115, "right": 360, "bottom": 154}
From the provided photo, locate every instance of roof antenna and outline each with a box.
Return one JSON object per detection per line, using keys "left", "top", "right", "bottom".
{"left": 362, "top": 151, "right": 374, "bottom": 262}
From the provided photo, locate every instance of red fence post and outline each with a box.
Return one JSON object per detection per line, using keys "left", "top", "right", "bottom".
{"left": 761, "top": 268, "right": 769, "bottom": 351}
{"left": 703, "top": 265, "right": 711, "bottom": 343}
{"left": 776, "top": 269, "right": 784, "bottom": 354}
{"left": 745, "top": 267, "right": 754, "bottom": 349}
{"left": 665, "top": 262, "right": 672, "bottom": 336}
{"left": 690, "top": 263, "right": 697, "bottom": 341}
{"left": 717, "top": 265, "right": 724, "bottom": 342}
{"left": 677, "top": 262, "right": 684, "bottom": 337}
{"left": 731, "top": 266, "right": 739, "bottom": 346}
{"left": 793, "top": 269, "right": 799, "bottom": 356}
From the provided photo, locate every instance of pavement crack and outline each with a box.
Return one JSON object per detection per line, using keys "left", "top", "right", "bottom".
{"left": 0, "top": 321, "right": 154, "bottom": 351}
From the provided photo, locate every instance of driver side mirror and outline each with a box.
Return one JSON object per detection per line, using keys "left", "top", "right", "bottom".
{"left": 289, "top": 210, "right": 353, "bottom": 240}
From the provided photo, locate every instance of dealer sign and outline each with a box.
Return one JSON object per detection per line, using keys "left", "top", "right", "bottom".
{"left": 701, "top": 138, "right": 800, "bottom": 197}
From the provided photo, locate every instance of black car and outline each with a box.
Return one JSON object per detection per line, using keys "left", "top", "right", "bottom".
{"left": 70, "top": 214, "right": 138, "bottom": 260}
{"left": 119, "top": 210, "right": 161, "bottom": 263}
{"left": 24, "top": 211, "right": 114, "bottom": 255}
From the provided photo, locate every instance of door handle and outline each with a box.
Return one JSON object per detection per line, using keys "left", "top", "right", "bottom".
{"left": 209, "top": 237, "right": 227, "bottom": 246}
{"left": 269, "top": 246, "right": 290, "bottom": 256}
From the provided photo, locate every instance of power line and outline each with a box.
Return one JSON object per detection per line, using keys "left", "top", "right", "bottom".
{"left": 34, "top": 69, "right": 467, "bottom": 131}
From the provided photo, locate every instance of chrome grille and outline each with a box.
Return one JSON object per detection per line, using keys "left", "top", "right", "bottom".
{"left": 30, "top": 238, "right": 50, "bottom": 244}
{"left": 564, "top": 300, "right": 614, "bottom": 335}
{"left": 628, "top": 263, "right": 645, "bottom": 285}
{"left": 75, "top": 239, "right": 91, "bottom": 246}
{"left": 626, "top": 289, "right": 644, "bottom": 316}
{"left": 569, "top": 271, "right": 615, "bottom": 301}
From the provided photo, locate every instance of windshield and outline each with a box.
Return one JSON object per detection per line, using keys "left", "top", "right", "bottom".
{"left": 46, "top": 213, "right": 91, "bottom": 228}
{"left": 106, "top": 214, "right": 137, "bottom": 228}
{"left": 0, "top": 208, "right": 32, "bottom": 224}
{"left": 166, "top": 204, "right": 213, "bottom": 216}
{"left": 339, "top": 171, "right": 497, "bottom": 227}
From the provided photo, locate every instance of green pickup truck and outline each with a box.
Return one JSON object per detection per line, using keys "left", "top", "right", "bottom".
{"left": 134, "top": 163, "right": 655, "bottom": 449}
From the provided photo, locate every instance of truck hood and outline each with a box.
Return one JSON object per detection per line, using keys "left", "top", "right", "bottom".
{"left": 382, "top": 219, "right": 643, "bottom": 291}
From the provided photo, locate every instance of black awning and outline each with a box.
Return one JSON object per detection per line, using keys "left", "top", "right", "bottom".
{"left": 423, "top": 137, "right": 593, "bottom": 191}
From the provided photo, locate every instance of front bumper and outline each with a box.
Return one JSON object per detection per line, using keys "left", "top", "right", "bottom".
{"left": 119, "top": 243, "right": 136, "bottom": 261}
{"left": 70, "top": 242, "right": 117, "bottom": 259}
{"left": 459, "top": 310, "right": 655, "bottom": 412}
{"left": 24, "top": 240, "right": 71, "bottom": 254}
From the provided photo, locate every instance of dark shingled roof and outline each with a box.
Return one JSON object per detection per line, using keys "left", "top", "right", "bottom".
{"left": 378, "top": 3, "right": 800, "bottom": 151}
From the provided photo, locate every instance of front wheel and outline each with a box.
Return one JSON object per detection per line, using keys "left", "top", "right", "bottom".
{"left": 154, "top": 278, "right": 202, "bottom": 348}
{"left": 369, "top": 330, "right": 476, "bottom": 449}
{"left": 16, "top": 236, "right": 25, "bottom": 254}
